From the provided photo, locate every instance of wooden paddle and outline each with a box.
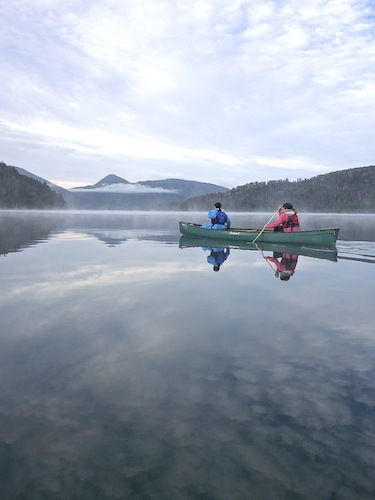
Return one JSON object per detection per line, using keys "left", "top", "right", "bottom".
{"left": 252, "top": 208, "right": 280, "bottom": 243}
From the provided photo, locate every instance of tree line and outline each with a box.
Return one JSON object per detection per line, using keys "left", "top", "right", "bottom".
{"left": 0, "top": 162, "right": 67, "bottom": 209}
{"left": 1, "top": 161, "right": 374, "bottom": 212}
{"left": 179, "top": 166, "right": 375, "bottom": 212}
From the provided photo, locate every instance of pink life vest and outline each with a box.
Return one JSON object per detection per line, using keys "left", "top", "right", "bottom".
{"left": 282, "top": 212, "right": 300, "bottom": 231}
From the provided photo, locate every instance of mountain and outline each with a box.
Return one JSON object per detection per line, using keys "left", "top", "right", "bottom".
{"left": 180, "top": 166, "right": 375, "bottom": 213}
{"left": 72, "top": 174, "right": 130, "bottom": 190}
{"left": 66, "top": 176, "right": 229, "bottom": 209}
{"left": 9, "top": 166, "right": 229, "bottom": 210}
{"left": 14, "top": 166, "right": 69, "bottom": 197}
{"left": 0, "top": 162, "right": 67, "bottom": 210}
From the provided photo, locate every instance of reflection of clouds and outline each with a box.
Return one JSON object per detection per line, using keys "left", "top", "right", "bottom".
{"left": 0, "top": 236, "right": 375, "bottom": 498}
{"left": 53, "top": 231, "right": 93, "bottom": 240}
{"left": 5, "top": 262, "right": 187, "bottom": 302}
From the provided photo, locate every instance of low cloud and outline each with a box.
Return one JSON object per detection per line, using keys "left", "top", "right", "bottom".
{"left": 71, "top": 183, "right": 179, "bottom": 194}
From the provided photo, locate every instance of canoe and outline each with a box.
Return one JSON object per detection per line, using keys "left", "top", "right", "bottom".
{"left": 179, "top": 221, "right": 339, "bottom": 248}
{"left": 179, "top": 236, "right": 338, "bottom": 261}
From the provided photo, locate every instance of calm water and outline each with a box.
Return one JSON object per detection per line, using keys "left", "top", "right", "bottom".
{"left": 0, "top": 211, "right": 375, "bottom": 500}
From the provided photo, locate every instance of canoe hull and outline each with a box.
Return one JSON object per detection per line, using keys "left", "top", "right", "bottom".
{"left": 179, "top": 221, "right": 339, "bottom": 248}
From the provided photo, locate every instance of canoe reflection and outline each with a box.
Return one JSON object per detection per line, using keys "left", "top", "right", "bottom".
{"left": 179, "top": 236, "right": 338, "bottom": 277}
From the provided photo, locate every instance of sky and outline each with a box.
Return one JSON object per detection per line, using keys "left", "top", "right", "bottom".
{"left": 1, "top": 0, "right": 375, "bottom": 189}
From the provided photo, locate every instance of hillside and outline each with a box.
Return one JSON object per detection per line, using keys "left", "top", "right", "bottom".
{"left": 180, "top": 166, "right": 375, "bottom": 213}
{"left": 0, "top": 162, "right": 67, "bottom": 210}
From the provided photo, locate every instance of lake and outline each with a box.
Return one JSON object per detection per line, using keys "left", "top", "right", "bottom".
{"left": 0, "top": 210, "right": 374, "bottom": 500}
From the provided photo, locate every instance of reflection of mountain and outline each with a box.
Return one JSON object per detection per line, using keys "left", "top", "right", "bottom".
{"left": 86, "top": 229, "right": 179, "bottom": 247}
{"left": 0, "top": 213, "right": 65, "bottom": 255}
{"left": 0, "top": 213, "right": 181, "bottom": 255}
{"left": 89, "top": 230, "right": 130, "bottom": 247}
{"left": 63, "top": 213, "right": 181, "bottom": 246}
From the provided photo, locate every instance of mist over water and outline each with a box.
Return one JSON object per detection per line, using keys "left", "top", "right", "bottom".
{"left": 0, "top": 211, "right": 374, "bottom": 499}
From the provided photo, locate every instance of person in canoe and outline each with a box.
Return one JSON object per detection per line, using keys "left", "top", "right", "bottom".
{"left": 202, "top": 202, "right": 231, "bottom": 230}
{"left": 265, "top": 251, "right": 299, "bottom": 281}
{"left": 204, "top": 246, "right": 231, "bottom": 271}
{"left": 265, "top": 203, "right": 300, "bottom": 232}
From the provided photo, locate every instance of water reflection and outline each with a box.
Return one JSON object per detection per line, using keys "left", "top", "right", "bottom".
{"left": 179, "top": 235, "right": 338, "bottom": 281}
{"left": 0, "top": 212, "right": 64, "bottom": 255}
{"left": 0, "top": 210, "right": 181, "bottom": 253}
{"left": 1, "top": 211, "right": 374, "bottom": 255}
{"left": 203, "top": 246, "right": 231, "bottom": 271}
{"left": 264, "top": 251, "right": 299, "bottom": 280}
{"left": 0, "top": 211, "right": 375, "bottom": 499}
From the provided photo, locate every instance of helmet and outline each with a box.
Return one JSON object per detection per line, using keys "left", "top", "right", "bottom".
{"left": 214, "top": 202, "right": 221, "bottom": 208}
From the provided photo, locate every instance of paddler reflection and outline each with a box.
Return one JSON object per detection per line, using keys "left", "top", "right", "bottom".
{"left": 203, "top": 246, "right": 231, "bottom": 272}
{"left": 265, "top": 251, "right": 299, "bottom": 281}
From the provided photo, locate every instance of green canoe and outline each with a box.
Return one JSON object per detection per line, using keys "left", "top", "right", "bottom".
{"left": 179, "top": 221, "right": 339, "bottom": 248}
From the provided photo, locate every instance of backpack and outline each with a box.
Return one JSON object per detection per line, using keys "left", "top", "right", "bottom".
{"left": 284, "top": 216, "right": 295, "bottom": 229}
{"left": 214, "top": 211, "right": 227, "bottom": 225}
{"left": 283, "top": 213, "right": 299, "bottom": 229}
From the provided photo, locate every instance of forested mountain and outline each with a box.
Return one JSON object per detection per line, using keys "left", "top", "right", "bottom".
{"left": 0, "top": 162, "right": 67, "bottom": 209}
{"left": 180, "top": 166, "right": 375, "bottom": 212}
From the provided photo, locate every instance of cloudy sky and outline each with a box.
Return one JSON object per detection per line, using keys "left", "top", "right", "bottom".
{"left": 1, "top": 0, "right": 374, "bottom": 189}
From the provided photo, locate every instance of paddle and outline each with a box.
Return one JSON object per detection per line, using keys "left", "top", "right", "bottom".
{"left": 252, "top": 208, "right": 280, "bottom": 244}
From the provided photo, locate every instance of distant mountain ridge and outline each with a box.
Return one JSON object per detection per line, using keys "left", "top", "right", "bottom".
{"left": 67, "top": 176, "right": 229, "bottom": 209}
{"left": 11, "top": 165, "right": 229, "bottom": 210}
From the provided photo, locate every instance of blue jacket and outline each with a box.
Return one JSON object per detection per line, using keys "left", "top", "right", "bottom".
{"left": 202, "top": 209, "right": 231, "bottom": 230}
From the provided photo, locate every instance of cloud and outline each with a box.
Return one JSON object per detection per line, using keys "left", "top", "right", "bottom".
{"left": 0, "top": 0, "right": 375, "bottom": 187}
{"left": 71, "top": 183, "right": 179, "bottom": 194}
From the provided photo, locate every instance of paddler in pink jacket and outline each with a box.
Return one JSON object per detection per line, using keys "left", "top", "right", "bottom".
{"left": 265, "top": 203, "right": 301, "bottom": 232}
